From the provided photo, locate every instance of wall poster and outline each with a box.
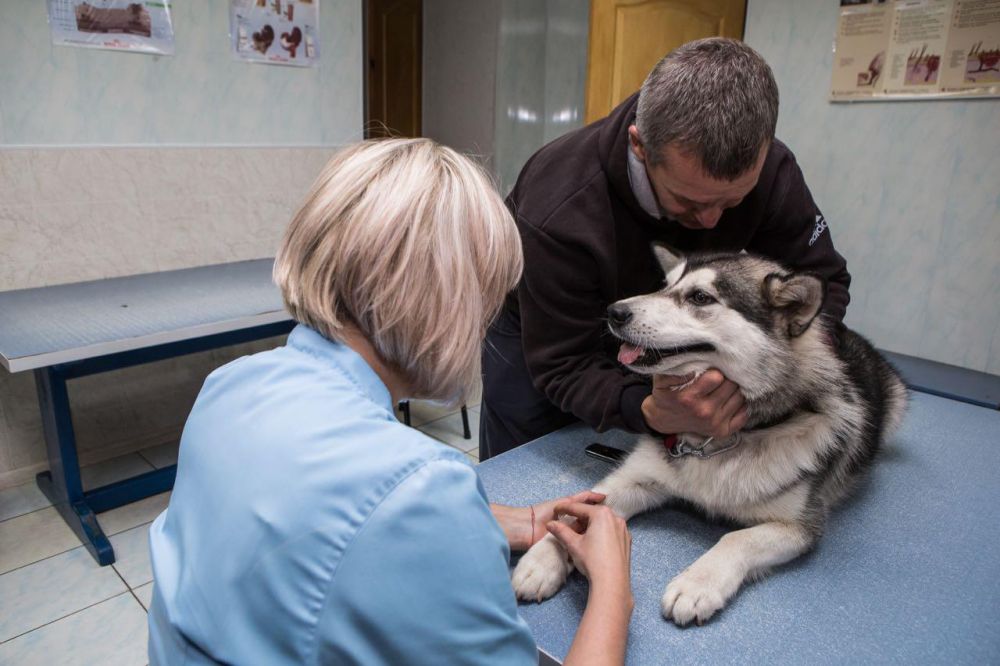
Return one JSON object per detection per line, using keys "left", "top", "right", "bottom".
{"left": 831, "top": 0, "right": 1000, "bottom": 101}
{"left": 47, "top": 0, "right": 175, "bottom": 55}
{"left": 230, "top": 0, "right": 320, "bottom": 67}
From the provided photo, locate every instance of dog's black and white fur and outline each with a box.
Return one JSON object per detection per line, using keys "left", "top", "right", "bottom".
{"left": 511, "top": 247, "right": 907, "bottom": 625}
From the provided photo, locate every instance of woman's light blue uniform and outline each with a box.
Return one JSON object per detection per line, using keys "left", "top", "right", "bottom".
{"left": 148, "top": 325, "right": 537, "bottom": 665}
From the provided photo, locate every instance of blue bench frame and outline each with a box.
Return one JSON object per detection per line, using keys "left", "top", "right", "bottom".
{"left": 34, "top": 320, "right": 295, "bottom": 566}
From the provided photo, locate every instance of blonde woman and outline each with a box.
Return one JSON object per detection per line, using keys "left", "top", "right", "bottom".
{"left": 147, "top": 139, "right": 633, "bottom": 665}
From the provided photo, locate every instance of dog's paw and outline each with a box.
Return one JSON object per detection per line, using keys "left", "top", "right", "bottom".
{"left": 661, "top": 563, "right": 734, "bottom": 626}
{"left": 511, "top": 536, "right": 571, "bottom": 602}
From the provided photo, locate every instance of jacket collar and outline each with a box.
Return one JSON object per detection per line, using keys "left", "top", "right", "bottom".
{"left": 286, "top": 324, "right": 394, "bottom": 414}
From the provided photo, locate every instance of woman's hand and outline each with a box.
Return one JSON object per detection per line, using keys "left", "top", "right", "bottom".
{"left": 491, "top": 491, "right": 606, "bottom": 553}
{"left": 531, "top": 490, "right": 605, "bottom": 543}
{"left": 553, "top": 501, "right": 634, "bottom": 666}
{"left": 546, "top": 502, "right": 632, "bottom": 593}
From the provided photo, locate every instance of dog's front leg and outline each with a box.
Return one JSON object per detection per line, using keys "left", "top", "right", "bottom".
{"left": 662, "top": 520, "right": 814, "bottom": 626}
{"left": 512, "top": 445, "right": 671, "bottom": 602}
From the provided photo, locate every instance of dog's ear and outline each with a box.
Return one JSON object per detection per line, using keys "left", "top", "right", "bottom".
{"left": 763, "top": 272, "right": 826, "bottom": 337}
{"left": 651, "top": 243, "right": 683, "bottom": 275}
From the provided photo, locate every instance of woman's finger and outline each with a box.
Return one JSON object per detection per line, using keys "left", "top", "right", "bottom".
{"left": 567, "top": 490, "right": 605, "bottom": 505}
{"left": 553, "top": 501, "right": 609, "bottom": 522}
{"left": 546, "top": 521, "right": 581, "bottom": 551}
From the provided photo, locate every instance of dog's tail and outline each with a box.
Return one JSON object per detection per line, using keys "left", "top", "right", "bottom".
{"left": 879, "top": 358, "right": 909, "bottom": 441}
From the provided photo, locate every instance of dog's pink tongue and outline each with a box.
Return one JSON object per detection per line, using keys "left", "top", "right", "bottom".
{"left": 618, "top": 343, "right": 644, "bottom": 365}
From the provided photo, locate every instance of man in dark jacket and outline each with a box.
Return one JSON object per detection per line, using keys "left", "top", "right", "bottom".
{"left": 480, "top": 38, "right": 851, "bottom": 460}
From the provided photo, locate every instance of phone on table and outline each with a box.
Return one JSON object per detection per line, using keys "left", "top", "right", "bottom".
{"left": 584, "top": 443, "right": 628, "bottom": 464}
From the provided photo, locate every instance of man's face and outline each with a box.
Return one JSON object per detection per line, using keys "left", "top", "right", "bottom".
{"left": 628, "top": 125, "right": 767, "bottom": 230}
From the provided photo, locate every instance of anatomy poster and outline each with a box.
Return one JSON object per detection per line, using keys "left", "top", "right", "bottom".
{"left": 47, "top": 0, "right": 175, "bottom": 55}
{"left": 230, "top": 0, "right": 320, "bottom": 67}
{"left": 831, "top": 0, "right": 1000, "bottom": 101}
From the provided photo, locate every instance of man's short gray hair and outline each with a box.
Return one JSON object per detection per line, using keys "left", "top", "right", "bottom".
{"left": 635, "top": 38, "right": 779, "bottom": 180}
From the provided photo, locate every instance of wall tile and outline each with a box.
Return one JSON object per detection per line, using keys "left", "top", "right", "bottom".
{"left": 0, "top": 147, "right": 309, "bottom": 488}
{"left": 0, "top": 150, "right": 36, "bottom": 205}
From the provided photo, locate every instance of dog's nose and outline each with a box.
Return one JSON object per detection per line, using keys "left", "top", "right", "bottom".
{"left": 607, "top": 303, "right": 633, "bottom": 326}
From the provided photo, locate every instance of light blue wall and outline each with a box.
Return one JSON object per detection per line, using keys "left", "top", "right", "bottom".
{"left": 0, "top": 1, "right": 362, "bottom": 146}
{"left": 422, "top": 0, "right": 500, "bottom": 166}
{"left": 746, "top": 0, "right": 1000, "bottom": 374}
{"left": 493, "top": 0, "right": 589, "bottom": 194}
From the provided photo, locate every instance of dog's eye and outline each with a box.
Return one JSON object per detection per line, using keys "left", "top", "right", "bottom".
{"left": 688, "top": 290, "right": 716, "bottom": 306}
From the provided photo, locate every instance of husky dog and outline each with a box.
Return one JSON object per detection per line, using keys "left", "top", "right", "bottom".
{"left": 511, "top": 247, "right": 907, "bottom": 626}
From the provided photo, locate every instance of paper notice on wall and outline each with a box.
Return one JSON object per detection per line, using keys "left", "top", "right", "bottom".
{"left": 830, "top": 2, "right": 894, "bottom": 99}
{"left": 47, "top": 0, "right": 175, "bottom": 55}
{"left": 940, "top": 0, "right": 1000, "bottom": 91}
{"left": 830, "top": 0, "right": 1000, "bottom": 101}
{"left": 230, "top": 0, "right": 320, "bottom": 68}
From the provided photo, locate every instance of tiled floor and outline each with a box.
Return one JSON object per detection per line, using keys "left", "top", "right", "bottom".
{"left": 0, "top": 400, "right": 479, "bottom": 665}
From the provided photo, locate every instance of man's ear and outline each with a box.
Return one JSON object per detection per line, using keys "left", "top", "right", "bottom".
{"left": 763, "top": 272, "right": 826, "bottom": 337}
{"left": 628, "top": 125, "right": 646, "bottom": 163}
{"left": 651, "top": 243, "right": 683, "bottom": 276}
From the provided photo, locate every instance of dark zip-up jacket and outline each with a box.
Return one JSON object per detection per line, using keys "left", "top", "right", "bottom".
{"left": 502, "top": 93, "right": 851, "bottom": 435}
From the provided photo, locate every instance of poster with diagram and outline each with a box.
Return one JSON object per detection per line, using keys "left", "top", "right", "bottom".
{"left": 47, "top": 0, "right": 175, "bottom": 55}
{"left": 830, "top": 0, "right": 1000, "bottom": 101}
{"left": 230, "top": 0, "right": 320, "bottom": 67}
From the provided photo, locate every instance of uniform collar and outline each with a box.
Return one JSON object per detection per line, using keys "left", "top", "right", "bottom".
{"left": 286, "top": 324, "right": 394, "bottom": 414}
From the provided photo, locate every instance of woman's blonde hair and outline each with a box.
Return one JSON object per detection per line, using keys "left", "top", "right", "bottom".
{"left": 274, "top": 138, "right": 522, "bottom": 404}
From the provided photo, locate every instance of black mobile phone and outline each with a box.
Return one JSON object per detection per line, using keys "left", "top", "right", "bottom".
{"left": 585, "top": 443, "right": 628, "bottom": 463}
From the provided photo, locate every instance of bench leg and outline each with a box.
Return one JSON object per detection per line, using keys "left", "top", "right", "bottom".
{"left": 461, "top": 405, "right": 471, "bottom": 440}
{"left": 34, "top": 367, "right": 115, "bottom": 566}
{"left": 399, "top": 400, "right": 412, "bottom": 426}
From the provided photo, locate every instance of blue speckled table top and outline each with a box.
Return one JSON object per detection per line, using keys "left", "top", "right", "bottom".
{"left": 477, "top": 392, "right": 1000, "bottom": 665}
{"left": 0, "top": 260, "right": 289, "bottom": 372}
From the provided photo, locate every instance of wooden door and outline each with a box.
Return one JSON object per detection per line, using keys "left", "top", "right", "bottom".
{"left": 585, "top": 0, "right": 746, "bottom": 123}
{"left": 366, "top": 0, "right": 422, "bottom": 138}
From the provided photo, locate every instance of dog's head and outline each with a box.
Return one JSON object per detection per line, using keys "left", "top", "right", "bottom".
{"left": 607, "top": 246, "right": 826, "bottom": 389}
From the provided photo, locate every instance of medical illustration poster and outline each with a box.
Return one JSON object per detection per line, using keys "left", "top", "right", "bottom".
{"left": 47, "top": 0, "right": 175, "bottom": 55}
{"left": 830, "top": 0, "right": 1000, "bottom": 101}
{"left": 230, "top": 0, "right": 320, "bottom": 68}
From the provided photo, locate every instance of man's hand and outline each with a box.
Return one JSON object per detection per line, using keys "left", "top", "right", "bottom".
{"left": 640, "top": 369, "right": 747, "bottom": 437}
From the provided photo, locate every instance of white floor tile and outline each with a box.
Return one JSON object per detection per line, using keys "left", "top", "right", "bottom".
{"left": 0, "top": 482, "right": 50, "bottom": 523}
{"left": 81, "top": 453, "right": 155, "bottom": 491}
{"left": 110, "top": 523, "right": 153, "bottom": 589}
{"left": 138, "top": 441, "right": 180, "bottom": 469}
{"left": 0, "top": 450, "right": 169, "bottom": 574}
{"left": 465, "top": 451, "right": 479, "bottom": 465}
{"left": 100, "top": 491, "right": 170, "bottom": 537}
{"left": 418, "top": 410, "right": 480, "bottom": 453}
{"left": 0, "top": 546, "right": 127, "bottom": 643}
{"left": 403, "top": 399, "right": 459, "bottom": 427}
{"left": 0, "top": 507, "right": 80, "bottom": 575}
{"left": 0, "top": 592, "right": 148, "bottom": 666}
{"left": 133, "top": 581, "right": 154, "bottom": 610}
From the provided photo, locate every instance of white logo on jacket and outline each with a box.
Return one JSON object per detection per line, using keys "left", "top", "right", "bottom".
{"left": 808, "top": 214, "right": 827, "bottom": 246}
